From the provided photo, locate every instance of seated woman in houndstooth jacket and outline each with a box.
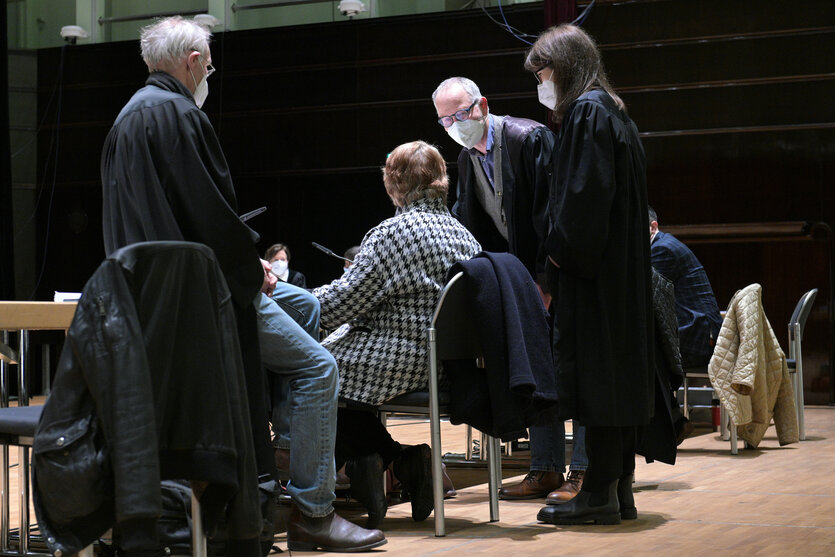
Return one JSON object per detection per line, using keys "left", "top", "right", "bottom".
{"left": 312, "top": 140, "right": 481, "bottom": 530}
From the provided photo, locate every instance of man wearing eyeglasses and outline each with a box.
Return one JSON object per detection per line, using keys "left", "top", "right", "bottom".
{"left": 432, "top": 76, "right": 554, "bottom": 289}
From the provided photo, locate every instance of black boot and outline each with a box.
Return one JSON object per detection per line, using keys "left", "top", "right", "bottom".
{"left": 346, "top": 453, "right": 387, "bottom": 529}
{"left": 287, "top": 504, "right": 386, "bottom": 552}
{"left": 393, "top": 444, "right": 433, "bottom": 522}
{"left": 618, "top": 473, "right": 637, "bottom": 520}
{"left": 537, "top": 480, "right": 620, "bottom": 525}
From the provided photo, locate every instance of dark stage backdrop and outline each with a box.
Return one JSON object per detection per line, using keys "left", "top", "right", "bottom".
{"left": 33, "top": 1, "right": 834, "bottom": 402}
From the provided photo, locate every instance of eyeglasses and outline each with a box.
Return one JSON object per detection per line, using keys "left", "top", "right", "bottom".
{"left": 437, "top": 100, "right": 478, "bottom": 127}
{"left": 534, "top": 65, "right": 551, "bottom": 84}
{"left": 205, "top": 64, "right": 216, "bottom": 78}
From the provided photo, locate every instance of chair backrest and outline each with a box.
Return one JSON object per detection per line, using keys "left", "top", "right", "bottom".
{"left": 431, "top": 272, "right": 483, "bottom": 361}
{"left": 789, "top": 288, "right": 818, "bottom": 341}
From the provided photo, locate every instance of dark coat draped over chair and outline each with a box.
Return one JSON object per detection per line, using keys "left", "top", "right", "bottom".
{"left": 637, "top": 269, "right": 684, "bottom": 465}
{"left": 444, "top": 252, "right": 558, "bottom": 441}
{"left": 33, "top": 242, "right": 261, "bottom": 556}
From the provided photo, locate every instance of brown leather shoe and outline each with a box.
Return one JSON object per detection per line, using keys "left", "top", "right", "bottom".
{"left": 499, "top": 470, "right": 564, "bottom": 500}
{"left": 287, "top": 504, "right": 387, "bottom": 552}
{"left": 546, "top": 469, "right": 584, "bottom": 504}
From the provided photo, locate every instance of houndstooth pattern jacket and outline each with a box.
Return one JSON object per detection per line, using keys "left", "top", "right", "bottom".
{"left": 313, "top": 196, "right": 481, "bottom": 405}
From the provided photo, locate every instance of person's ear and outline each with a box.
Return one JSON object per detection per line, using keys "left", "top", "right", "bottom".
{"left": 186, "top": 51, "right": 201, "bottom": 71}
{"left": 479, "top": 97, "right": 488, "bottom": 115}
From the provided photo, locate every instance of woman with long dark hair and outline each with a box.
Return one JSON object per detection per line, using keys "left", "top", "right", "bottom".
{"left": 524, "top": 24, "right": 655, "bottom": 525}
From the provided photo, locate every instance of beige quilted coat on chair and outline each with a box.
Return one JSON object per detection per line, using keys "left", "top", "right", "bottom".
{"left": 708, "top": 283, "right": 799, "bottom": 447}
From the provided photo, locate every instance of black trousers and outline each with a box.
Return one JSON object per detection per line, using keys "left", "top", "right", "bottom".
{"left": 583, "top": 425, "right": 638, "bottom": 493}
{"left": 335, "top": 408, "right": 402, "bottom": 471}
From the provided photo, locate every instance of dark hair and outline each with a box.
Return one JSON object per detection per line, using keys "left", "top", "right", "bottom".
{"left": 524, "top": 24, "right": 624, "bottom": 123}
{"left": 648, "top": 205, "right": 657, "bottom": 226}
{"left": 344, "top": 246, "right": 360, "bottom": 261}
{"left": 382, "top": 141, "right": 449, "bottom": 207}
{"left": 265, "top": 243, "right": 291, "bottom": 262}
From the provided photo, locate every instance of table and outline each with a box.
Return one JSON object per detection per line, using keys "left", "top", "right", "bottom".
{"left": 0, "top": 301, "right": 77, "bottom": 555}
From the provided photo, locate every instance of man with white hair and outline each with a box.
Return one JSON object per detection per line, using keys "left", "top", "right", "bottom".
{"left": 101, "top": 16, "right": 385, "bottom": 553}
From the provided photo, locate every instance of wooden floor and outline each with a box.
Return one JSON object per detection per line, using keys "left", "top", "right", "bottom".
{"left": 6, "top": 406, "right": 834, "bottom": 555}
{"left": 282, "top": 406, "right": 835, "bottom": 556}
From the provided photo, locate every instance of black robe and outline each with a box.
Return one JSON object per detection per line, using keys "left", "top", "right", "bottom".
{"left": 101, "top": 71, "right": 263, "bottom": 310}
{"left": 547, "top": 89, "right": 655, "bottom": 427}
{"left": 100, "top": 72, "right": 274, "bottom": 522}
{"left": 453, "top": 116, "right": 555, "bottom": 282}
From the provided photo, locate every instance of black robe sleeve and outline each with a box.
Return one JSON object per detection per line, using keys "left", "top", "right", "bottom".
{"left": 518, "top": 126, "right": 555, "bottom": 282}
{"left": 545, "top": 101, "right": 617, "bottom": 279}
{"left": 160, "top": 108, "right": 263, "bottom": 308}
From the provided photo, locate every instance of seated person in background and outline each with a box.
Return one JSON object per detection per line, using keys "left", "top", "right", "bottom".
{"left": 313, "top": 141, "right": 481, "bottom": 529}
{"left": 649, "top": 205, "right": 723, "bottom": 442}
{"left": 266, "top": 243, "right": 307, "bottom": 288}
{"left": 254, "top": 261, "right": 386, "bottom": 552}
{"left": 342, "top": 245, "right": 360, "bottom": 274}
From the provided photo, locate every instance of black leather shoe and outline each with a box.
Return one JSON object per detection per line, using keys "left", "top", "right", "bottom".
{"left": 286, "top": 504, "right": 386, "bottom": 552}
{"left": 394, "top": 444, "right": 433, "bottom": 522}
{"left": 618, "top": 473, "right": 637, "bottom": 520}
{"left": 346, "top": 453, "right": 387, "bottom": 529}
{"left": 537, "top": 480, "right": 621, "bottom": 525}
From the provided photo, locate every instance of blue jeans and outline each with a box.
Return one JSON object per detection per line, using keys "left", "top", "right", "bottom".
{"left": 529, "top": 418, "right": 588, "bottom": 473}
{"left": 255, "top": 292, "right": 337, "bottom": 517}
{"left": 269, "top": 281, "right": 321, "bottom": 447}
{"left": 271, "top": 281, "right": 320, "bottom": 337}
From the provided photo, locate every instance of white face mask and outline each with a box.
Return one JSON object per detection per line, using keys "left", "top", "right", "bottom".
{"left": 271, "top": 260, "right": 288, "bottom": 277}
{"left": 189, "top": 59, "right": 210, "bottom": 108}
{"left": 447, "top": 117, "right": 485, "bottom": 149}
{"left": 537, "top": 79, "right": 558, "bottom": 110}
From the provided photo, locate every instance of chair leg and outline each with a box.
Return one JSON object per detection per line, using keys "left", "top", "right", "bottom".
{"left": 18, "top": 446, "right": 29, "bottom": 554}
{"left": 426, "top": 327, "right": 445, "bottom": 537}
{"left": 728, "top": 413, "right": 738, "bottom": 455}
{"left": 466, "top": 425, "right": 473, "bottom": 461}
{"left": 682, "top": 376, "right": 690, "bottom": 420}
{"left": 1, "top": 444, "right": 8, "bottom": 551}
{"left": 720, "top": 404, "right": 729, "bottom": 441}
{"left": 191, "top": 492, "right": 208, "bottom": 557}
{"left": 486, "top": 435, "right": 500, "bottom": 522}
{"left": 795, "top": 333, "right": 806, "bottom": 441}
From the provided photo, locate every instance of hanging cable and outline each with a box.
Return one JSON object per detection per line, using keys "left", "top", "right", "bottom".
{"left": 572, "top": 0, "right": 596, "bottom": 27}
{"left": 477, "top": 0, "right": 598, "bottom": 46}
{"left": 478, "top": 1, "right": 537, "bottom": 45}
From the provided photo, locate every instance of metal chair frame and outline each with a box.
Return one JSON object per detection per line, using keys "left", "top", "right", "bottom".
{"left": 377, "top": 272, "right": 501, "bottom": 536}
{"left": 787, "top": 288, "right": 817, "bottom": 441}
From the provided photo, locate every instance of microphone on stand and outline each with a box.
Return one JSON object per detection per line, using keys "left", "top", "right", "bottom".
{"left": 311, "top": 242, "right": 354, "bottom": 264}
{"left": 239, "top": 206, "right": 267, "bottom": 222}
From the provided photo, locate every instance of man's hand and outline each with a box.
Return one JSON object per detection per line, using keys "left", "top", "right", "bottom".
{"left": 535, "top": 283, "right": 552, "bottom": 311}
{"left": 261, "top": 258, "right": 277, "bottom": 296}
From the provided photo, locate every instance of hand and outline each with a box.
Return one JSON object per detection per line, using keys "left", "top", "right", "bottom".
{"left": 535, "top": 283, "right": 552, "bottom": 311}
{"left": 260, "top": 258, "right": 277, "bottom": 296}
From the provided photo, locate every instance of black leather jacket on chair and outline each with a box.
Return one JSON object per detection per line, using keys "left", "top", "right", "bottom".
{"left": 33, "top": 242, "right": 261, "bottom": 555}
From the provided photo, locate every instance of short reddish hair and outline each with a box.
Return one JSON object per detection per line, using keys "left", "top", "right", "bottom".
{"left": 382, "top": 141, "right": 449, "bottom": 207}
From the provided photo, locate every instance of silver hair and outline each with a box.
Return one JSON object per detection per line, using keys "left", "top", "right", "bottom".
{"left": 140, "top": 16, "right": 211, "bottom": 72}
{"left": 432, "top": 77, "right": 482, "bottom": 104}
